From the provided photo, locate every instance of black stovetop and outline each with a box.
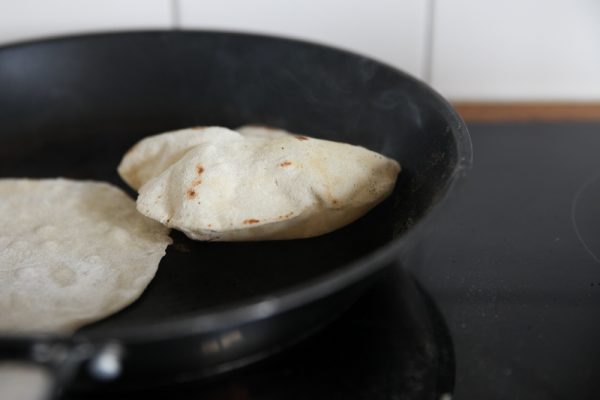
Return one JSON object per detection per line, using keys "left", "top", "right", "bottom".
{"left": 68, "top": 122, "right": 600, "bottom": 400}
{"left": 417, "top": 122, "right": 600, "bottom": 399}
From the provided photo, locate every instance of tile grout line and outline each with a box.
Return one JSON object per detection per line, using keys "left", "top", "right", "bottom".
{"left": 171, "top": 0, "right": 181, "bottom": 29}
{"left": 422, "top": 0, "right": 436, "bottom": 84}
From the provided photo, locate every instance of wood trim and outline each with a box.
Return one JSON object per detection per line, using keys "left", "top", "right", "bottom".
{"left": 452, "top": 102, "right": 600, "bottom": 122}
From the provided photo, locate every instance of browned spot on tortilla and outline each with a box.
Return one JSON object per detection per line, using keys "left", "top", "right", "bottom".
{"left": 279, "top": 161, "right": 292, "bottom": 167}
{"left": 208, "top": 224, "right": 212, "bottom": 228}
{"left": 243, "top": 219, "right": 260, "bottom": 225}
{"left": 278, "top": 211, "right": 294, "bottom": 220}
{"left": 332, "top": 199, "right": 339, "bottom": 205}
{"left": 295, "top": 135, "right": 309, "bottom": 141}
{"left": 192, "top": 177, "right": 202, "bottom": 186}
{"left": 187, "top": 188, "right": 197, "bottom": 199}
{"left": 190, "top": 164, "right": 205, "bottom": 186}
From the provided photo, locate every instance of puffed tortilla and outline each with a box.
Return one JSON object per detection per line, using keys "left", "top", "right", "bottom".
{"left": 0, "top": 179, "right": 172, "bottom": 333}
{"left": 118, "top": 125, "right": 292, "bottom": 191}
{"left": 134, "top": 128, "right": 400, "bottom": 241}
{"left": 118, "top": 127, "right": 236, "bottom": 191}
{"left": 236, "top": 124, "right": 292, "bottom": 139}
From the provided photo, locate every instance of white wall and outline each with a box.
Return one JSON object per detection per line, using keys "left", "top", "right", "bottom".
{"left": 431, "top": 0, "right": 600, "bottom": 101}
{"left": 0, "top": 0, "right": 598, "bottom": 101}
{"left": 178, "top": 0, "right": 429, "bottom": 80}
{"left": 0, "top": 0, "right": 172, "bottom": 43}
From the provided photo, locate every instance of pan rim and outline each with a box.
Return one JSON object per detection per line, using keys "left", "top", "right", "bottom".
{"left": 0, "top": 30, "right": 473, "bottom": 342}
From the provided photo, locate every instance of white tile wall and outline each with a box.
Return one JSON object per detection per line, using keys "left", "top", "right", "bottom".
{"left": 0, "top": 0, "right": 598, "bottom": 100}
{"left": 178, "top": 0, "right": 430, "bottom": 80}
{"left": 0, "top": 0, "right": 172, "bottom": 46}
{"left": 431, "top": 0, "right": 600, "bottom": 101}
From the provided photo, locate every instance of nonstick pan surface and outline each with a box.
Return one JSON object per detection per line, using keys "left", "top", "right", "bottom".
{"left": 0, "top": 31, "right": 471, "bottom": 392}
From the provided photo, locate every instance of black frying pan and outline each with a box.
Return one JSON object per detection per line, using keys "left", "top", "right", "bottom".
{"left": 0, "top": 31, "right": 471, "bottom": 398}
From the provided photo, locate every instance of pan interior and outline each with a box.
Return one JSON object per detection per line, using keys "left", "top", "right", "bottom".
{"left": 0, "top": 32, "right": 459, "bottom": 332}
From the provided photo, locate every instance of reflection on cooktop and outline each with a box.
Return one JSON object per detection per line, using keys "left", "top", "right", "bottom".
{"left": 67, "top": 264, "right": 454, "bottom": 400}
{"left": 572, "top": 173, "right": 600, "bottom": 264}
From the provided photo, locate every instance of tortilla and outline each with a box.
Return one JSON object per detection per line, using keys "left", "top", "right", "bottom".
{"left": 135, "top": 128, "right": 400, "bottom": 241}
{"left": 118, "top": 125, "right": 292, "bottom": 191}
{"left": 236, "top": 124, "right": 292, "bottom": 139}
{"left": 0, "top": 179, "right": 171, "bottom": 333}
{"left": 118, "top": 127, "right": 236, "bottom": 191}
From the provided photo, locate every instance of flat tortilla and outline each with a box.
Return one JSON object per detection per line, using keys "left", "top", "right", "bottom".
{"left": 0, "top": 179, "right": 171, "bottom": 333}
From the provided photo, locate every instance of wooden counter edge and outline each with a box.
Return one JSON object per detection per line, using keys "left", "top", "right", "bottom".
{"left": 452, "top": 102, "right": 600, "bottom": 122}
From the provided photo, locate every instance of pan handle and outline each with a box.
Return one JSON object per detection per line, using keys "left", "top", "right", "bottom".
{"left": 0, "top": 337, "right": 122, "bottom": 400}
